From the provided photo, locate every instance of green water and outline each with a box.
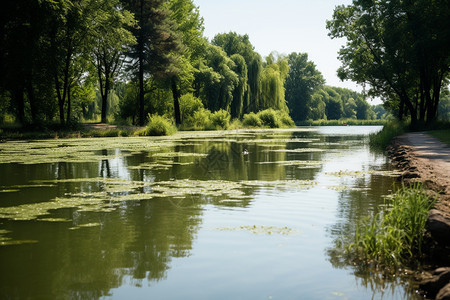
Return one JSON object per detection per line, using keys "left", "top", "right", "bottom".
{"left": 0, "top": 126, "right": 423, "bottom": 299}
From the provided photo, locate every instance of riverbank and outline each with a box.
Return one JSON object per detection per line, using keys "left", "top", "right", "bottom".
{"left": 388, "top": 133, "right": 450, "bottom": 299}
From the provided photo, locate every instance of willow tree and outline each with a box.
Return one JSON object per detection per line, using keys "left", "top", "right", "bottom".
{"left": 194, "top": 44, "right": 238, "bottom": 112}
{"left": 230, "top": 54, "right": 248, "bottom": 118}
{"left": 212, "top": 32, "right": 262, "bottom": 113}
{"left": 260, "top": 53, "right": 289, "bottom": 111}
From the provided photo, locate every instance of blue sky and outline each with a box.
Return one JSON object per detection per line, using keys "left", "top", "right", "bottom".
{"left": 193, "top": 0, "right": 380, "bottom": 104}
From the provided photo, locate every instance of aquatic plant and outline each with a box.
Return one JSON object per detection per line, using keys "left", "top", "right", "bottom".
{"left": 349, "top": 183, "right": 435, "bottom": 268}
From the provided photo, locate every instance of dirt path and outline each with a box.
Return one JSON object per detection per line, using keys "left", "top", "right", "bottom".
{"left": 393, "top": 132, "right": 450, "bottom": 217}
{"left": 390, "top": 133, "right": 450, "bottom": 299}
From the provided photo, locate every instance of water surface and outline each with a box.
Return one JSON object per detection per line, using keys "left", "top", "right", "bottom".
{"left": 0, "top": 126, "right": 421, "bottom": 299}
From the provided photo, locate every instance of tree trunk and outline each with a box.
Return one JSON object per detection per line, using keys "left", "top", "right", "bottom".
{"left": 171, "top": 77, "right": 181, "bottom": 125}
{"left": 101, "top": 73, "right": 109, "bottom": 124}
{"left": 67, "top": 84, "right": 71, "bottom": 123}
{"left": 398, "top": 96, "right": 404, "bottom": 121}
{"left": 401, "top": 89, "right": 417, "bottom": 127}
{"left": 138, "top": 0, "right": 145, "bottom": 126}
{"left": 55, "top": 75, "right": 65, "bottom": 125}
{"left": 26, "top": 81, "right": 37, "bottom": 124}
{"left": 14, "top": 86, "right": 25, "bottom": 125}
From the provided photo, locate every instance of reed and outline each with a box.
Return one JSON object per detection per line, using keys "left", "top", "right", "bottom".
{"left": 350, "top": 183, "right": 435, "bottom": 268}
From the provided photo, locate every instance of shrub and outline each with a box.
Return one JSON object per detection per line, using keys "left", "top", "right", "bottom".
{"left": 278, "top": 111, "right": 295, "bottom": 127}
{"left": 210, "top": 109, "right": 231, "bottom": 130}
{"left": 242, "top": 112, "right": 262, "bottom": 127}
{"left": 192, "top": 108, "right": 213, "bottom": 130}
{"left": 142, "top": 114, "right": 177, "bottom": 136}
{"left": 257, "top": 109, "right": 280, "bottom": 128}
{"left": 180, "top": 94, "right": 204, "bottom": 128}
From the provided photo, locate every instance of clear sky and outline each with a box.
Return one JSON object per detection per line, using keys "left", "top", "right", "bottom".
{"left": 192, "top": 0, "right": 380, "bottom": 104}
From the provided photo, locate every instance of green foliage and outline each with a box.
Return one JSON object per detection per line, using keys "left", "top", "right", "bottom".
{"left": 179, "top": 94, "right": 203, "bottom": 126}
{"left": 285, "top": 52, "right": 325, "bottom": 122}
{"left": 279, "top": 111, "right": 295, "bottom": 127}
{"left": 210, "top": 109, "right": 231, "bottom": 130}
{"left": 242, "top": 112, "right": 262, "bottom": 128}
{"left": 140, "top": 114, "right": 177, "bottom": 136}
{"left": 327, "top": 0, "right": 450, "bottom": 125}
{"left": 260, "top": 53, "right": 289, "bottom": 112}
{"left": 369, "top": 121, "right": 406, "bottom": 150}
{"left": 350, "top": 184, "right": 435, "bottom": 268}
{"left": 194, "top": 44, "right": 238, "bottom": 112}
{"left": 191, "top": 108, "right": 213, "bottom": 130}
{"left": 211, "top": 32, "right": 262, "bottom": 113}
{"left": 257, "top": 109, "right": 280, "bottom": 128}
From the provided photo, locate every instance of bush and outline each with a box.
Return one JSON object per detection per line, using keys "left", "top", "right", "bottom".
{"left": 180, "top": 94, "right": 204, "bottom": 128}
{"left": 191, "top": 108, "right": 213, "bottom": 130}
{"left": 257, "top": 109, "right": 280, "bottom": 128}
{"left": 242, "top": 112, "right": 262, "bottom": 127}
{"left": 278, "top": 111, "right": 295, "bottom": 127}
{"left": 141, "top": 114, "right": 177, "bottom": 136}
{"left": 210, "top": 109, "right": 231, "bottom": 129}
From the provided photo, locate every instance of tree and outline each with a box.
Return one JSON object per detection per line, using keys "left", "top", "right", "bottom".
{"left": 122, "top": 0, "right": 183, "bottom": 126}
{"left": 194, "top": 44, "right": 238, "bottom": 112}
{"left": 260, "top": 53, "right": 289, "bottom": 112}
{"left": 91, "top": 0, "right": 135, "bottom": 123}
{"left": 285, "top": 52, "right": 325, "bottom": 122}
{"left": 327, "top": 0, "right": 450, "bottom": 125}
{"left": 230, "top": 54, "right": 248, "bottom": 118}
{"left": 212, "top": 32, "right": 262, "bottom": 113}
{"left": 167, "top": 0, "right": 205, "bottom": 125}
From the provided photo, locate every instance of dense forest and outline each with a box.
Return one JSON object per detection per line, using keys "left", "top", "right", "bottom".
{"left": 0, "top": 0, "right": 448, "bottom": 129}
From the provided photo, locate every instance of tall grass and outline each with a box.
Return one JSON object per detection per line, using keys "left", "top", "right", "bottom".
{"left": 349, "top": 184, "right": 435, "bottom": 268}
{"left": 369, "top": 121, "right": 406, "bottom": 150}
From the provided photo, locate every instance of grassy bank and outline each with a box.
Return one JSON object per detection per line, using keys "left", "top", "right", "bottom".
{"left": 348, "top": 184, "right": 435, "bottom": 270}
{"left": 0, "top": 109, "right": 297, "bottom": 140}
{"left": 369, "top": 121, "right": 406, "bottom": 150}
{"left": 428, "top": 129, "right": 450, "bottom": 146}
{"left": 298, "top": 119, "right": 386, "bottom": 126}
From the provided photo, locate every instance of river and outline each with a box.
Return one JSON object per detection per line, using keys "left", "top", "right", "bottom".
{"left": 0, "top": 126, "right": 423, "bottom": 299}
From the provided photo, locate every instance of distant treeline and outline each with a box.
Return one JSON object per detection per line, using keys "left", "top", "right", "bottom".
{"left": 0, "top": 0, "right": 395, "bottom": 128}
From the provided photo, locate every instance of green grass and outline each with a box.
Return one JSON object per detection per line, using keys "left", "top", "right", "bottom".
{"left": 428, "top": 129, "right": 450, "bottom": 146}
{"left": 369, "top": 121, "right": 406, "bottom": 150}
{"left": 349, "top": 183, "right": 435, "bottom": 269}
